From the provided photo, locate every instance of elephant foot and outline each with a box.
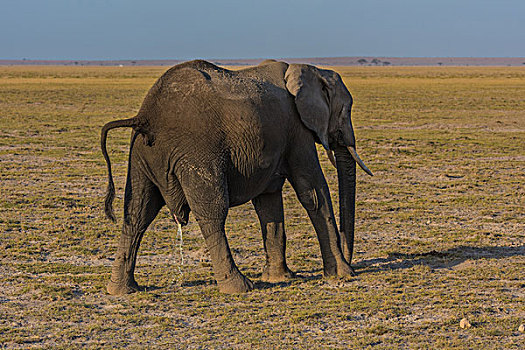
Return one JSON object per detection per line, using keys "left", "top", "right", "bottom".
{"left": 337, "top": 263, "right": 356, "bottom": 278}
{"left": 106, "top": 278, "right": 142, "bottom": 295}
{"left": 324, "top": 261, "right": 356, "bottom": 279}
{"left": 261, "top": 265, "right": 296, "bottom": 283}
{"left": 217, "top": 272, "right": 254, "bottom": 294}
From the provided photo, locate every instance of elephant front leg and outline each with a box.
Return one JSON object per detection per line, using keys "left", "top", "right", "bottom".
{"left": 287, "top": 151, "right": 355, "bottom": 279}
{"left": 294, "top": 183, "right": 355, "bottom": 278}
{"left": 107, "top": 167, "right": 164, "bottom": 295}
{"left": 252, "top": 191, "right": 295, "bottom": 282}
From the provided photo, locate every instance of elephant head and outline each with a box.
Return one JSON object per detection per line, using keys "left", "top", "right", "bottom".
{"left": 285, "top": 64, "right": 373, "bottom": 264}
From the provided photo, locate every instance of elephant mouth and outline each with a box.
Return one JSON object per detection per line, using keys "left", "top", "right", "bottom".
{"left": 327, "top": 130, "right": 372, "bottom": 176}
{"left": 326, "top": 144, "right": 373, "bottom": 176}
{"left": 346, "top": 147, "right": 373, "bottom": 176}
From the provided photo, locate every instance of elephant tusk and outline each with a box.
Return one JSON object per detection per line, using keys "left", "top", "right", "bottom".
{"left": 347, "top": 146, "right": 374, "bottom": 176}
{"left": 326, "top": 149, "right": 337, "bottom": 168}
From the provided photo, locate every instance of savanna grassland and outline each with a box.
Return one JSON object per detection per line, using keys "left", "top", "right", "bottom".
{"left": 0, "top": 65, "right": 523, "bottom": 349}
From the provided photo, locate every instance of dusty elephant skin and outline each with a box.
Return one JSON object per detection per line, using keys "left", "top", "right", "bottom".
{"left": 101, "top": 59, "right": 372, "bottom": 295}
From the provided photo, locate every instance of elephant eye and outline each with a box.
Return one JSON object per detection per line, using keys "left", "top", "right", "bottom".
{"left": 338, "top": 105, "right": 345, "bottom": 119}
{"left": 322, "top": 85, "right": 330, "bottom": 103}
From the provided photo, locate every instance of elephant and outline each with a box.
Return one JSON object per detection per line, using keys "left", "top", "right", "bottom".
{"left": 101, "top": 59, "right": 372, "bottom": 295}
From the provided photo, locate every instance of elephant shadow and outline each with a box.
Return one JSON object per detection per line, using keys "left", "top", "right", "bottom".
{"left": 354, "top": 244, "right": 525, "bottom": 273}
{"left": 177, "top": 275, "right": 295, "bottom": 291}
{"left": 180, "top": 273, "right": 314, "bottom": 291}
{"left": 140, "top": 245, "right": 523, "bottom": 292}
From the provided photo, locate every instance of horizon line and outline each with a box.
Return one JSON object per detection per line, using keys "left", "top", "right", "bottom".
{"left": 1, "top": 57, "right": 524, "bottom": 67}
{"left": 2, "top": 56, "right": 524, "bottom": 60}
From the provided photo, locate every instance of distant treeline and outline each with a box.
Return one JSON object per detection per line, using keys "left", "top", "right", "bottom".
{"left": 1, "top": 57, "right": 524, "bottom": 66}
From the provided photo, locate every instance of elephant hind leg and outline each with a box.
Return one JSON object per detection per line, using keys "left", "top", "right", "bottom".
{"left": 107, "top": 165, "right": 164, "bottom": 295}
{"left": 179, "top": 166, "right": 253, "bottom": 293}
{"left": 252, "top": 191, "right": 295, "bottom": 282}
{"left": 197, "top": 217, "right": 254, "bottom": 293}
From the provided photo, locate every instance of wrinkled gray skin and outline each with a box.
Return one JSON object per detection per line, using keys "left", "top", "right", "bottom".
{"left": 101, "top": 59, "right": 370, "bottom": 295}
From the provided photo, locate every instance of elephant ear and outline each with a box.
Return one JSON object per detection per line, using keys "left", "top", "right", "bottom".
{"left": 285, "top": 64, "right": 331, "bottom": 149}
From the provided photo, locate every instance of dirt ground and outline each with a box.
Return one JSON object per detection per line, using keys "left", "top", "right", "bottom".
{"left": 0, "top": 65, "right": 523, "bottom": 349}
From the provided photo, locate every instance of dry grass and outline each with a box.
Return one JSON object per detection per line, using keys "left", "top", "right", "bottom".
{"left": 0, "top": 65, "right": 524, "bottom": 349}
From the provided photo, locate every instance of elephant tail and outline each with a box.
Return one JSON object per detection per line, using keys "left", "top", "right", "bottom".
{"left": 100, "top": 117, "right": 138, "bottom": 222}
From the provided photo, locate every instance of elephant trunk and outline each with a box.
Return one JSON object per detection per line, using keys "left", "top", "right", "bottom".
{"left": 334, "top": 145, "right": 356, "bottom": 264}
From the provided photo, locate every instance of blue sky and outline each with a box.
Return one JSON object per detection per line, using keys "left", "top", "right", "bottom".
{"left": 1, "top": 0, "right": 524, "bottom": 60}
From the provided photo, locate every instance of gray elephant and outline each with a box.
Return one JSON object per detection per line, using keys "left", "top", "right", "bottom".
{"left": 101, "top": 59, "right": 372, "bottom": 295}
